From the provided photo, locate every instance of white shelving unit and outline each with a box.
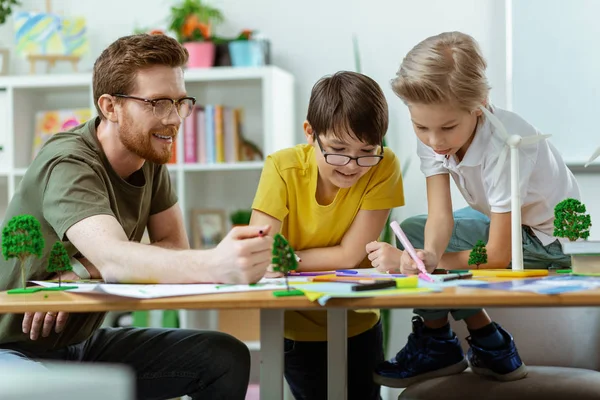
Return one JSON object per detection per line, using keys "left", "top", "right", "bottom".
{"left": 0, "top": 65, "right": 296, "bottom": 351}
{"left": 0, "top": 65, "right": 295, "bottom": 227}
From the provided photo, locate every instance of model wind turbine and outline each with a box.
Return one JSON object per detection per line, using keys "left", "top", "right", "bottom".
{"left": 585, "top": 148, "right": 600, "bottom": 167}
{"left": 479, "top": 106, "right": 551, "bottom": 270}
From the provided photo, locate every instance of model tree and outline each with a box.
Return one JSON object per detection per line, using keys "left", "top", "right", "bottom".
{"left": 46, "top": 242, "right": 72, "bottom": 287}
{"left": 468, "top": 240, "right": 488, "bottom": 269}
{"left": 271, "top": 233, "right": 298, "bottom": 291}
{"left": 554, "top": 198, "right": 592, "bottom": 241}
{"left": 2, "top": 214, "right": 44, "bottom": 292}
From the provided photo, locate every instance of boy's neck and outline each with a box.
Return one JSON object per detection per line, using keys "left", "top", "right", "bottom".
{"left": 315, "top": 174, "right": 339, "bottom": 206}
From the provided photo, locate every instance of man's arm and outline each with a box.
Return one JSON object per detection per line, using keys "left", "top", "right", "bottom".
{"left": 66, "top": 214, "right": 273, "bottom": 284}
{"left": 295, "top": 209, "right": 390, "bottom": 271}
{"left": 147, "top": 203, "right": 190, "bottom": 250}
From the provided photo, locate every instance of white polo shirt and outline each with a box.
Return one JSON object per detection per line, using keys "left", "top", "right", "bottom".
{"left": 417, "top": 105, "right": 581, "bottom": 246}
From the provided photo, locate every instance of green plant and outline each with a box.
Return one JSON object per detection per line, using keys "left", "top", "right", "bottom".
{"left": 0, "top": 0, "right": 19, "bottom": 25}
{"left": 2, "top": 214, "right": 44, "bottom": 289}
{"left": 271, "top": 233, "right": 298, "bottom": 291}
{"left": 468, "top": 240, "right": 488, "bottom": 268}
{"left": 230, "top": 209, "right": 252, "bottom": 226}
{"left": 168, "top": 0, "right": 224, "bottom": 43}
{"left": 46, "top": 242, "right": 72, "bottom": 287}
{"left": 554, "top": 198, "right": 592, "bottom": 241}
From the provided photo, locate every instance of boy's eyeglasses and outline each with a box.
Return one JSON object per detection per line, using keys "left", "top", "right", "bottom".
{"left": 314, "top": 133, "right": 384, "bottom": 167}
{"left": 112, "top": 94, "right": 197, "bottom": 119}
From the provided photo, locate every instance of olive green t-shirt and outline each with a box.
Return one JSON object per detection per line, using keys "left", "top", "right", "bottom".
{"left": 0, "top": 117, "right": 177, "bottom": 351}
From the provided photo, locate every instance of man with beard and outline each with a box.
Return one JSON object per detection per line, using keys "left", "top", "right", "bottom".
{"left": 0, "top": 34, "right": 272, "bottom": 400}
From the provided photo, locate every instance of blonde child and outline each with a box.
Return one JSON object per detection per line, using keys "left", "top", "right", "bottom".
{"left": 367, "top": 31, "right": 581, "bottom": 388}
{"left": 251, "top": 71, "right": 404, "bottom": 399}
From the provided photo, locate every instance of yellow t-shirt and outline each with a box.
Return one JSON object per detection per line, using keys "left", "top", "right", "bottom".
{"left": 252, "top": 144, "right": 405, "bottom": 341}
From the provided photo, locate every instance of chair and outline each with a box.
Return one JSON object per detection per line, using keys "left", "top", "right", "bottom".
{"left": 399, "top": 307, "right": 600, "bottom": 399}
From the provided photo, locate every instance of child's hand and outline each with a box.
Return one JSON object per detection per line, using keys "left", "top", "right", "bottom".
{"left": 400, "top": 249, "right": 437, "bottom": 275}
{"left": 365, "top": 241, "right": 402, "bottom": 273}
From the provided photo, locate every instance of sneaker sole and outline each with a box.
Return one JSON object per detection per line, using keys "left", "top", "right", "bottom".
{"left": 470, "top": 362, "right": 528, "bottom": 382}
{"left": 373, "top": 358, "right": 469, "bottom": 388}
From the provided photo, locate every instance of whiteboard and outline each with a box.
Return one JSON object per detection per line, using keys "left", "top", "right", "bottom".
{"left": 512, "top": 0, "right": 600, "bottom": 165}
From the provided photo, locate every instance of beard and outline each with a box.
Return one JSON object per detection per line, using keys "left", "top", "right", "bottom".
{"left": 118, "top": 114, "right": 178, "bottom": 164}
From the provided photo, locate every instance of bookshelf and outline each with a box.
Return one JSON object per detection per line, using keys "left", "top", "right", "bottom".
{"left": 0, "top": 65, "right": 296, "bottom": 351}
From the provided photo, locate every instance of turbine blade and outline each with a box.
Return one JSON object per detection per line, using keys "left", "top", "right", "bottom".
{"left": 492, "top": 145, "right": 509, "bottom": 187}
{"left": 585, "top": 146, "right": 600, "bottom": 167}
{"left": 520, "top": 134, "right": 552, "bottom": 146}
{"left": 480, "top": 105, "right": 510, "bottom": 141}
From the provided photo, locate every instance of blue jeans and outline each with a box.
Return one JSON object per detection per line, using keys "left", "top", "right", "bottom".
{"left": 284, "top": 319, "right": 383, "bottom": 400}
{"left": 398, "top": 207, "right": 571, "bottom": 321}
{"left": 0, "top": 327, "right": 251, "bottom": 400}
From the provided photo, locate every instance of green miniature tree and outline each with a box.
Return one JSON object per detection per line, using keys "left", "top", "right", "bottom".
{"left": 46, "top": 242, "right": 72, "bottom": 287}
{"left": 554, "top": 198, "right": 592, "bottom": 241}
{"left": 271, "top": 233, "right": 298, "bottom": 291}
{"left": 2, "top": 214, "right": 44, "bottom": 292}
{"left": 468, "top": 240, "right": 488, "bottom": 269}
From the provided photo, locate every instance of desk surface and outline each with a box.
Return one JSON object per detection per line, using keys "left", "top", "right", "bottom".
{"left": 2, "top": 285, "right": 600, "bottom": 313}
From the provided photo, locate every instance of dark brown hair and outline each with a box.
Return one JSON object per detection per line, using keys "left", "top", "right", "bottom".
{"left": 306, "top": 71, "right": 388, "bottom": 146}
{"left": 93, "top": 34, "right": 189, "bottom": 119}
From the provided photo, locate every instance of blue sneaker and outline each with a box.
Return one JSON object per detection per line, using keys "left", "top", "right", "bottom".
{"left": 467, "top": 323, "right": 528, "bottom": 381}
{"left": 373, "top": 316, "right": 468, "bottom": 388}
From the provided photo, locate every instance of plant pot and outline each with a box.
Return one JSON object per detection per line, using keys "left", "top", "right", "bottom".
{"left": 561, "top": 240, "right": 600, "bottom": 274}
{"left": 184, "top": 42, "right": 216, "bottom": 68}
{"left": 228, "top": 40, "right": 265, "bottom": 67}
{"left": 214, "top": 42, "right": 232, "bottom": 67}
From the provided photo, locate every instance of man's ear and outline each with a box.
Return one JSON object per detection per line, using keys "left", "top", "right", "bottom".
{"left": 98, "top": 94, "right": 119, "bottom": 122}
{"left": 303, "top": 121, "right": 314, "bottom": 144}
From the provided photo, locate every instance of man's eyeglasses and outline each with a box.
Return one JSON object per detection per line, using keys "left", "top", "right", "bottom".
{"left": 112, "top": 94, "right": 196, "bottom": 119}
{"left": 314, "top": 133, "right": 384, "bottom": 167}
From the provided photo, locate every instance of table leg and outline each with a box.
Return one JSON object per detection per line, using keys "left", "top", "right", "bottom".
{"left": 327, "top": 309, "right": 347, "bottom": 400}
{"left": 260, "top": 309, "right": 284, "bottom": 400}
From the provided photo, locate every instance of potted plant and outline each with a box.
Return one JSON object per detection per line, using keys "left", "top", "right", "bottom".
{"left": 0, "top": 0, "right": 20, "bottom": 75}
{"left": 228, "top": 29, "right": 268, "bottom": 67}
{"left": 230, "top": 209, "right": 252, "bottom": 227}
{"left": 168, "top": 0, "right": 224, "bottom": 68}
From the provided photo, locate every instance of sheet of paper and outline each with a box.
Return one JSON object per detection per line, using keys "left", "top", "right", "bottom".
{"left": 468, "top": 275, "right": 600, "bottom": 294}
{"left": 32, "top": 281, "right": 287, "bottom": 299}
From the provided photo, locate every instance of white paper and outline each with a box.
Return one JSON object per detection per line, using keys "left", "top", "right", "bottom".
{"left": 32, "top": 280, "right": 289, "bottom": 299}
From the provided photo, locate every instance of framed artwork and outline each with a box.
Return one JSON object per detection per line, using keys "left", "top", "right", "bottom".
{"left": 191, "top": 209, "right": 227, "bottom": 249}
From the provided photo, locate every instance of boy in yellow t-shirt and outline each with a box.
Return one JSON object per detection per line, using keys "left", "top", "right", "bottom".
{"left": 251, "top": 71, "right": 405, "bottom": 399}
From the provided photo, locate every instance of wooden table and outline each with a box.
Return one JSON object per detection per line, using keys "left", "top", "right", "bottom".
{"left": 2, "top": 284, "right": 600, "bottom": 400}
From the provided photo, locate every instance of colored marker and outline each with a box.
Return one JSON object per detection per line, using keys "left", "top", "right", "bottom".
{"left": 351, "top": 280, "right": 397, "bottom": 291}
{"left": 390, "top": 221, "right": 434, "bottom": 282}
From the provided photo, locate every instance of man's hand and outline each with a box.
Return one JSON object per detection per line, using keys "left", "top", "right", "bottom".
{"left": 22, "top": 271, "right": 78, "bottom": 340}
{"left": 210, "top": 225, "right": 273, "bottom": 284}
{"left": 366, "top": 241, "right": 403, "bottom": 273}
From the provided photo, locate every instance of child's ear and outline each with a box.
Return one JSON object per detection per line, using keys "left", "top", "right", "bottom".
{"left": 303, "top": 121, "right": 315, "bottom": 144}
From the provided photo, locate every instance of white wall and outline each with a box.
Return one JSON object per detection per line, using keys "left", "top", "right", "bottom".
{"left": 0, "top": 0, "right": 509, "bottom": 221}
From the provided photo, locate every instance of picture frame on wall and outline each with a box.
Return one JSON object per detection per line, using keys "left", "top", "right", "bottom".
{"left": 191, "top": 209, "right": 227, "bottom": 249}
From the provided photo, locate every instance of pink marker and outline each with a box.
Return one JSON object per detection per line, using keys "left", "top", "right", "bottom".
{"left": 390, "top": 220, "right": 434, "bottom": 282}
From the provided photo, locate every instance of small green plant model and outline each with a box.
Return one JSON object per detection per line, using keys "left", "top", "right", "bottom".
{"left": 468, "top": 240, "right": 488, "bottom": 269}
{"left": 2, "top": 214, "right": 44, "bottom": 293}
{"left": 45, "top": 242, "right": 77, "bottom": 290}
{"left": 271, "top": 233, "right": 302, "bottom": 296}
{"left": 554, "top": 198, "right": 592, "bottom": 241}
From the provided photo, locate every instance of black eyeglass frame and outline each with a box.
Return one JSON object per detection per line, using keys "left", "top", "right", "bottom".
{"left": 112, "top": 94, "right": 197, "bottom": 119}
{"left": 313, "top": 133, "right": 384, "bottom": 167}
